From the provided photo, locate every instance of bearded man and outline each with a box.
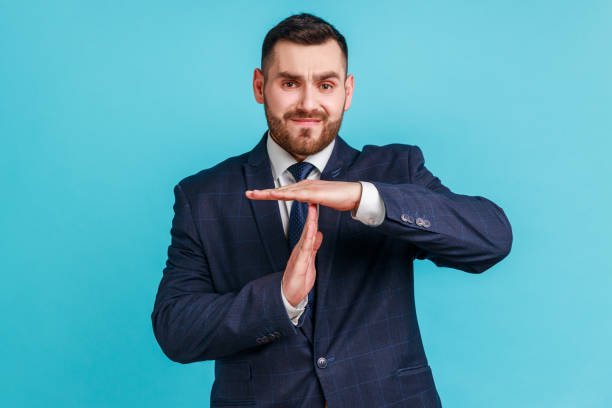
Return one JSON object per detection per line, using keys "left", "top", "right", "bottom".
{"left": 152, "top": 13, "right": 512, "bottom": 408}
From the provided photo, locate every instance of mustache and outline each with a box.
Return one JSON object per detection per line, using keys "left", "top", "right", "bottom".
{"left": 284, "top": 110, "right": 328, "bottom": 121}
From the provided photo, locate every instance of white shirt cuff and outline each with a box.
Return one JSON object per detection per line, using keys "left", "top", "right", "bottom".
{"left": 281, "top": 282, "right": 308, "bottom": 326}
{"left": 350, "top": 181, "right": 386, "bottom": 226}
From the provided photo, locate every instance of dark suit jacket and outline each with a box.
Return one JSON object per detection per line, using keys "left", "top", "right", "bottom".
{"left": 151, "top": 132, "right": 513, "bottom": 408}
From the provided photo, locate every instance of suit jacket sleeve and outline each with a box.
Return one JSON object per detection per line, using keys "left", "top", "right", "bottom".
{"left": 370, "top": 145, "right": 513, "bottom": 273}
{"left": 151, "top": 183, "right": 303, "bottom": 364}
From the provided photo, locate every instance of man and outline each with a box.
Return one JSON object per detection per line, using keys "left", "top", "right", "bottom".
{"left": 151, "top": 13, "right": 512, "bottom": 408}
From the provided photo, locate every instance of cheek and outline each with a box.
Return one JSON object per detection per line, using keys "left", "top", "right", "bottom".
{"left": 265, "top": 88, "right": 298, "bottom": 114}
{"left": 322, "top": 97, "right": 345, "bottom": 119}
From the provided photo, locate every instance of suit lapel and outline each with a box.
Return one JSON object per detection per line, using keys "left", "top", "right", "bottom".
{"left": 242, "top": 132, "right": 290, "bottom": 275}
{"left": 243, "top": 132, "right": 317, "bottom": 345}
{"left": 242, "top": 132, "right": 360, "bottom": 347}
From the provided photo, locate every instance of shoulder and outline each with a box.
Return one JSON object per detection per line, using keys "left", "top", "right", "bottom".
{"left": 360, "top": 142, "right": 422, "bottom": 158}
{"left": 175, "top": 151, "right": 249, "bottom": 199}
{"left": 353, "top": 142, "right": 425, "bottom": 170}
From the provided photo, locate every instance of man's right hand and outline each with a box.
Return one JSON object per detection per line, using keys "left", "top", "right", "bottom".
{"left": 281, "top": 203, "right": 324, "bottom": 307}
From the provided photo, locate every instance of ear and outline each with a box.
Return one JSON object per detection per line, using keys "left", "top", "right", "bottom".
{"left": 253, "top": 68, "right": 265, "bottom": 104}
{"left": 343, "top": 74, "right": 354, "bottom": 111}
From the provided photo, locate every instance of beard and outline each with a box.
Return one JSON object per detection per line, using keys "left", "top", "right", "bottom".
{"left": 264, "top": 100, "right": 344, "bottom": 157}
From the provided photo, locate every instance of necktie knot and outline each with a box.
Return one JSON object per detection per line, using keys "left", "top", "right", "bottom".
{"left": 287, "top": 161, "right": 315, "bottom": 183}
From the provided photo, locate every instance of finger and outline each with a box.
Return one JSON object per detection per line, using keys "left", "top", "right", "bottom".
{"left": 274, "top": 189, "right": 312, "bottom": 203}
{"left": 244, "top": 189, "right": 296, "bottom": 202}
{"left": 305, "top": 250, "right": 317, "bottom": 285}
{"left": 290, "top": 202, "right": 316, "bottom": 256}
{"left": 271, "top": 181, "right": 307, "bottom": 191}
{"left": 308, "top": 203, "right": 318, "bottom": 234}
{"left": 245, "top": 189, "right": 281, "bottom": 200}
{"left": 303, "top": 204, "right": 318, "bottom": 249}
{"left": 313, "top": 231, "right": 323, "bottom": 252}
{"left": 307, "top": 204, "right": 319, "bottom": 251}
{"left": 247, "top": 181, "right": 308, "bottom": 196}
{"left": 294, "top": 214, "right": 316, "bottom": 268}
{"left": 296, "top": 205, "right": 317, "bottom": 260}
{"left": 305, "top": 237, "right": 319, "bottom": 284}
{"left": 247, "top": 181, "right": 319, "bottom": 200}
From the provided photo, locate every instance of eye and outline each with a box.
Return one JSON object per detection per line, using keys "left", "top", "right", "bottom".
{"left": 283, "top": 81, "right": 296, "bottom": 88}
{"left": 320, "top": 83, "right": 334, "bottom": 91}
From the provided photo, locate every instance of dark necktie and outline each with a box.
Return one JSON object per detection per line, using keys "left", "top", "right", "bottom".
{"left": 287, "top": 161, "right": 316, "bottom": 250}
{"left": 286, "top": 161, "right": 316, "bottom": 316}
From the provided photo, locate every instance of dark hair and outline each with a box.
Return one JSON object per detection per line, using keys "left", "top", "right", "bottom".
{"left": 261, "top": 13, "right": 348, "bottom": 77}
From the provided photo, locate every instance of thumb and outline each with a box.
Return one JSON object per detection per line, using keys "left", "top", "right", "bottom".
{"left": 313, "top": 231, "right": 323, "bottom": 252}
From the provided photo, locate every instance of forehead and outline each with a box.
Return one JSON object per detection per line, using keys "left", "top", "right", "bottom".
{"left": 267, "top": 39, "right": 346, "bottom": 77}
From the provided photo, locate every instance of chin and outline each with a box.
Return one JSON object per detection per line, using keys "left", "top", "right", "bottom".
{"left": 290, "top": 141, "right": 316, "bottom": 154}
{"left": 297, "top": 130, "right": 322, "bottom": 141}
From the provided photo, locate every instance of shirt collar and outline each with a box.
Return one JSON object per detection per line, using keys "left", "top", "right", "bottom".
{"left": 266, "top": 130, "right": 336, "bottom": 181}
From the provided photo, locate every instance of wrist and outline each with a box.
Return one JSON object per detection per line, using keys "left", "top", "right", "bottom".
{"left": 352, "top": 181, "right": 363, "bottom": 213}
{"left": 281, "top": 283, "right": 307, "bottom": 309}
{"left": 281, "top": 279, "right": 299, "bottom": 307}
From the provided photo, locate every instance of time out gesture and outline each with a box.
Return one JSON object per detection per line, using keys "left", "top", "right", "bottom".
{"left": 245, "top": 179, "right": 363, "bottom": 212}
{"left": 245, "top": 180, "right": 363, "bottom": 307}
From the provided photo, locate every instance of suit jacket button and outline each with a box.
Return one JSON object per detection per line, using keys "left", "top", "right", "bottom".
{"left": 416, "top": 217, "right": 425, "bottom": 226}
{"left": 273, "top": 331, "right": 281, "bottom": 338}
{"left": 256, "top": 338, "right": 265, "bottom": 344}
{"left": 401, "top": 214, "right": 414, "bottom": 223}
{"left": 317, "top": 357, "right": 328, "bottom": 369}
{"left": 422, "top": 219, "right": 431, "bottom": 228}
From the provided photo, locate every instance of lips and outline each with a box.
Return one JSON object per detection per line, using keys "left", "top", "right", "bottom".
{"left": 290, "top": 118, "right": 322, "bottom": 125}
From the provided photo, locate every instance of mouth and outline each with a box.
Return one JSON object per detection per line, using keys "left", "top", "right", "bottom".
{"left": 290, "top": 118, "right": 322, "bottom": 127}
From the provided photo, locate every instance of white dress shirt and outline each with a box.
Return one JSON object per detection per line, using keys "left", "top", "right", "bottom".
{"left": 265, "top": 131, "right": 386, "bottom": 325}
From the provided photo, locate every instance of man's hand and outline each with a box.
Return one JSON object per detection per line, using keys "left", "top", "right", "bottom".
{"left": 245, "top": 179, "right": 362, "bottom": 212}
{"left": 281, "top": 203, "right": 324, "bottom": 307}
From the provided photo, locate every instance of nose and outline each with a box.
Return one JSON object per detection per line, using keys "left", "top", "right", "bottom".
{"left": 297, "top": 83, "right": 317, "bottom": 112}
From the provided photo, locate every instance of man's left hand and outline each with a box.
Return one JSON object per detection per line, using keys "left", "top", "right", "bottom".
{"left": 245, "top": 180, "right": 362, "bottom": 212}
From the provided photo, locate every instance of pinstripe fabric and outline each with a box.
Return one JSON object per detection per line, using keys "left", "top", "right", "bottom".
{"left": 151, "top": 132, "right": 513, "bottom": 407}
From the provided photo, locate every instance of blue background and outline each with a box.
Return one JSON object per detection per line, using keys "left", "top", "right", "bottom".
{"left": 1, "top": 1, "right": 610, "bottom": 407}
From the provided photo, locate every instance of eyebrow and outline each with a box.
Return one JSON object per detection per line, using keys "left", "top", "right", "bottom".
{"left": 276, "top": 70, "right": 341, "bottom": 81}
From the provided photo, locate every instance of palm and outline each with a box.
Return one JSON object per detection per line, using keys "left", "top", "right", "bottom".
{"left": 245, "top": 179, "right": 361, "bottom": 212}
{"left": 280, "top": 203, "right": 324, "bottom": 307}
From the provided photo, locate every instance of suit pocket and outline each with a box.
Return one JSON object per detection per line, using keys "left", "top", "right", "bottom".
{"left": 394, "top": 364, "right": 437, "bottom": 399}
{"left": 211, "top": 361, "right": 255, "bottom": 406}
{"left": 395, "top": 363, "right": 431, "bottom": 377}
